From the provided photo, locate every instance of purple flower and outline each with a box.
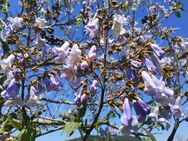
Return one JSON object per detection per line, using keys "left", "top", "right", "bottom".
{"left": 142, "top": 71, "right": 174, "bottom": 106}
{"left": 27, "top": 86, "right": 41, "bottom": 105}
{"left": 149, "top": 106, "right": 170, "bottom": 130}
{"left": 75, "top": 93, "right": 87, "bottom": 107}
{"left": 53, "top": 41, "right": 70, "bottom": 62}
{"left": 90, "top": 79, "right": 98, "bottom": 94}
{"left": 43, "top": 74, "right": 59, "bottom": 92}
{"left": 120, "top": 98, "right": 138, "bottom": 135}
{"left": 126, "top": 67, "right": 136, "bottom": 81}
{"left": 130, "top": 59, "right": 142, "bottom": 68}
{"left": 151, "top": 43, "right": 164, "bottom": 58}
{"left": 87, "top": 45, "right": 96, "bottom": 62}
{"left": 85, "top": 16, "right": 99, "bottom": 38}
{"left": 1, "top": 78, "right": 20, "bottom": 99}
{"left": 133, "top": 98, "right": 150, "bottom": 122}
{"left": 172, "top": 96, "right": 183, "bottom": 119}
{"left": 34, "top": 34, "right": 46, "bottom": 48}
{"left": 80, "top": 61, "right": 88, "bottom": 70}
{"left": 7, "top": 17, "right": 23, "bottom": 34}
{"left": 144, "top": 58, "right": 158, "bottom": 73}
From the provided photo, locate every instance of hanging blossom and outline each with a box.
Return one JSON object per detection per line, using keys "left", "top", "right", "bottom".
{"left": 27, "top": 86, "right": 41, "bottom": 105}
{"left": 142, "top": 71, "right": 174, "bottom": 106}
{"left": 120, "top": 98, "right": 138, "bottom": 135}
{"left": 61, "top": 44, "right": 82, "bottom": 82}
{"left": 171, "top": 96, "right": 183, "bottom": 119}
{"left": 87, "top": 45, "right": 96, "bottom": 62}
{"left": 35, "top": 17, "right": 47, "bottom": 29}
{"left": 34, "top": 34, "right": 47, "bottom": 48}
{"left": 53, "top": 41, "right": 70, "bottom": 62}
{"left": 75, "top": 93, "right": 87, "bottom": 107}
{"left": 6, "top": 17, "right": 23, "bottom": 34}
{"left": 90, "top": 79, "right": 98, "bottom": 94}
{"left": 112, "top": 14, "right": 127, "bottom": 36}
{"left": 43, "top": 74, "right": 59, "bottom": 92}
{"left": 0, "top": 54, "right": 15, "bottom": 72}
{"left": 1, "top": 78, "right": 20, "bottom": 99}
{"left": 149, "top": 106, "right": 170, "bottom": 130}
{"left": 133, "top": 98, "right": 151, "bottom": 122}
{"left": 85, "top": 13, "right": 99, "bottom": 38}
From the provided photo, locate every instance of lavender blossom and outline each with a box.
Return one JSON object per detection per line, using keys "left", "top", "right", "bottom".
{"left": 1, "top": 78, "right": 19, "bottom": 99}
{"left": 133, "top": 98, "right": 150, "bottom": 122}
{"left": 120, "top": 98, "right": 138, "bottom": 135}
{"left": 142, "top": 71, "right": 174, "bottom": 106}
{"left": 90, "top": 79, "right": 98, "bottom": 94}
{"left": 172, "top": 96, "right": 183, "bottom": 119}
{"left": 85, "top": 16, "right": 99, "bottom": 38}
{"left": 87, "top": 45, "right": 96, "bottom": 62}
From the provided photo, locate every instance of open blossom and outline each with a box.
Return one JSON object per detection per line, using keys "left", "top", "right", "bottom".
{"left": 133, "top": 98, "right": 150, "bottom": 122}
{"left": 149, "top": 106, "right": 170, "bottom": 130}
{"left": 53, "top": 41, "right": 70, "bottom": 62}
{"left": 151, "top": 43, "right": 165, "bottom": 58}
{"left": 142, "top": 71, "right": 174, "bottom": 106}
{"left": 65, "top": 44, "right": 81, "bottom": 67}
{"left": 171, "top": 96, "right": 183, "bottom": 119}
{"left": 35, "top": 17, "right": 47, "bottom": 29}
{"left": 27, "top": 86, "right": 41, "bottom": 105}
{"left": 120, "top": 98, "right": 138, "bottom": 135}
{"left": 7, "top": 17, "right": 23, "bottom": 34}
{"left": 1, "top": 78, "right": 20, "bottom": 99}
{"left": 34, "top": 34, "right": 47, "bottom": 48}
{"left": 112, "top": 14, "right": 127, "bottom": 36}
{"left": 87, "top": 45, "right": 96, "bottom": 62}
{"left": 43, "top": 74, "right": 59, "bottom": 92}
{"left": 85, "top": 16, "right": 99, "bottom": 38}
{"left": 0, "top": 54, "right": 15, "bottom": 72}
{"left": 80, "top": 60, "right": 88, "bottom": 70}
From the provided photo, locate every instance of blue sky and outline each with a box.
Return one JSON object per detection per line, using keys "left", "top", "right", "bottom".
{"left": 1, "top": 0, "right": 188, "bottom": 141}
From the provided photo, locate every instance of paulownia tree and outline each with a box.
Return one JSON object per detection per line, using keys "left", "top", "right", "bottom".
{"left": 0, "top": 0, "right": 187, "bottom": 141}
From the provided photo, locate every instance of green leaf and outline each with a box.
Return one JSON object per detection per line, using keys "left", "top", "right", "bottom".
{"left": 8, "top": 119, "right": 23, "bottom": 131}
{"left": 145, "top": 130, "right": 157, "bottom": 141}
{"left": 64, "top": 121, "right": 81, "bottom": 137}
{"left": 17, "top": 128, "right": 36, "bottom": 141}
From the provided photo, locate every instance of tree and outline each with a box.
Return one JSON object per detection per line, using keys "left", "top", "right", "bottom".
{"left": 0, "top": 0, "right": 187, "bottom": 141}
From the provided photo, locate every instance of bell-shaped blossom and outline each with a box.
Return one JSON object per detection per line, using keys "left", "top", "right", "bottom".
{"left": 151, "top": 43, "right": 164, "bottom": 58}
{"left": 1, "top": 78, "right": 19, "bottom": 99}
{"left": 130, "top": 59, "right": 142, "bottom": 68}
{"left": 133, "top": 98, "right": 150, "bottom": 122}
{"left": 87, "top": 45, "right": 96, "bottom": 62}
{"left": 144, "top": 58, "right": 158, "bottom": 74}
{"left": 35, "top": 17, "right": 47, "bottom": 29}
{"left": 149, "top": 106, "right": 170, "bottom": 130}
{"left": 43, "top": 74, "right": 59, "bottom": 92}
{"left": 90, "top": 79, "right": 98, "bottom": 94}
{"left": 80, "top": 60, "right": 88, "bottom": 70}
{"left": 142, "top": 71, "right": 174, "bottom": 106}
{"left": 7, "top": 17, "right": 23, "bottom": 34}
{"left": 171, "top": 96, "right": 183, "bottom": 119}
{"left": 0, "top": 54, "right": 15, "bottom": 72}
{"left": 85, "top": 16, "right": 99, "bottom": 38}
{"left": 34, "top": 34, "right": 46, "bottom": 48}
{"left": 126, "top": 67, "right": 136, "bottom": 81}
{"left": 112, "top": 14, "right": 127, "bottom": 36}
{"left": 61, "top": 64, "right": 77, "bottom": 82}
{"left": 150, "top": 54, "right": 162, "bottom": 74}
{"left": 27, "top": 86, "right": 41, "bottom": 105}
{"left": 75, "top": 93, "right": 87, "bottom": 107}
{"left": 53, "top": 41, "right": 70, "bottom": 62}
{"left": 65, "top": 44, "right": 81, "bottom": 67}
{"left": 120, "top": 98, "right": 138, "bottom": 135}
